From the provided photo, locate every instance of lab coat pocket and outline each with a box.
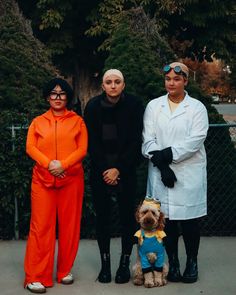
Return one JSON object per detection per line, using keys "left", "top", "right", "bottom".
{"left": 183, "top": 163, "right": 206, "bottom": 206}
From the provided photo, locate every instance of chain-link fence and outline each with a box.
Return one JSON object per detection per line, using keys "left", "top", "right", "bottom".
{"left": 1, "top": 123, "right": 236, "bottom": 239}
{"left": 201, "top": 123, "right": 236, "bottom": 236}
{"left": 107, "top": 123, "right": 236, "bottom": 237}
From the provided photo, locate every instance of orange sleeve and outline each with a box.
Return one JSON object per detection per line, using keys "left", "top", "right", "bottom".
{"left": 61, "top": 119, "right": 88, "bottom": 170}
{"left": 26, "top": 120, "right": 51, "bottom": 168}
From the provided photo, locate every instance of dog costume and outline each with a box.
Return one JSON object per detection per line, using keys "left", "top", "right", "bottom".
{"left": 134, "top": 199, "right": 166, "bottom": 273}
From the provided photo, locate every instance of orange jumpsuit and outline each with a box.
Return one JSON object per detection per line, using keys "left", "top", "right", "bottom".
{"left": 24, "top": 109, "right": 88, "bottom": 287}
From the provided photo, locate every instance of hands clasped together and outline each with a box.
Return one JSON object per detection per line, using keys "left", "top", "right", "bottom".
{"left": 48, "top": 160, "right": 65, "bottom": 178}
{"left": 103, "top": 168, "right": 120, "bottom": 186}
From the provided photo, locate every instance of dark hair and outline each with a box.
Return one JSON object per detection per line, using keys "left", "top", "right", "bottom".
{"left": 43, "top": 78, "right": 74, "bottom": 104}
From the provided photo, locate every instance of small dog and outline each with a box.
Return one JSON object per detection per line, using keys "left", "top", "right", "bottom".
{"left": 133, "top": 197, "right": 168, "bottom": 288}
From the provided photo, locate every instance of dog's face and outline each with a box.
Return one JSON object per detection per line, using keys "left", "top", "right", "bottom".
{"left": 136, "top": 202, "right": 164, "bottom": 231}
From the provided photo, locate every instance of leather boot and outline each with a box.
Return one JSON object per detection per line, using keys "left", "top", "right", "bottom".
{"left": 167, "top": 254, "right": 182, "bottom": 282}
{"left": 115, "top": 254, "right": 130, "bottom": 284}
{"left": 98, "top": 253, "right": 111, "bottom": 283}
{"left": 182, "top": 256, "right": 198, "bottom": 283}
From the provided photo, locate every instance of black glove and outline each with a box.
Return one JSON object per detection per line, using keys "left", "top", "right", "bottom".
{"left": 160, "top": 165, "right": 177, "bottom": 188}
{"left": 149, "top": 147, "right": 173, "bottom": 169}
{"left": 149, "top": 150, "right": 163, "bottom": 169}
{"left": 161, "top": 147, "right": 173, "bottom": 164}
{"left": 149, "top": 147, "right": 176, "bottom": 188}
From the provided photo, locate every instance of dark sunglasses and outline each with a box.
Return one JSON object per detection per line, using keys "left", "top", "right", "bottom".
{"left": 163, "top": 65, "right": 187, "bottom": 77}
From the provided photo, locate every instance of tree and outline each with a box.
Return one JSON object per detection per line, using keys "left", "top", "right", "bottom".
{"left": 17, "top": 0, "right": 106, "bottom": 107}
{"left": 228, "top": 42, "right": 236, "bottom": 101}
{"left": 17, "top": 0, "right": 236, "bottom": 104}
{"left": 104, "top": 8, "right": 175, "bottom": 102}
{"left": 88, "top": 0, "right": 236, "bottom": 61}
{"left": 0, "top": 0, "right": 54, "bottom": 239}
{"left": 183, "top": 58, "right": 231, "bottom": 98}
{"left": 164, "top": 0, "right": 236, "bottom": 62}
{"left": 0, "top": 0, "right": 54, "bottom": 112}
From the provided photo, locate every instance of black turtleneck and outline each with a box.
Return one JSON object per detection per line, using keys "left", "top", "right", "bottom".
{"left": 101, "top": 97, "right": 119, "bottom": 167}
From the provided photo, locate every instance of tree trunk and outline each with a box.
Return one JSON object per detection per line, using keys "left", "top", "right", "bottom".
{"left": 73, "top": 63, "right": 101, "bottom": 113}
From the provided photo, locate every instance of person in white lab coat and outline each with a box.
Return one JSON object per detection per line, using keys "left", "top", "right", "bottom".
{"left": 142, "top": 62, "right": 209, "bottom": 283}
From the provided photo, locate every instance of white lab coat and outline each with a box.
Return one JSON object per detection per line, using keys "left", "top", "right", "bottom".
{"left": 142, "top": 92, "right": 209, "bottom": 220}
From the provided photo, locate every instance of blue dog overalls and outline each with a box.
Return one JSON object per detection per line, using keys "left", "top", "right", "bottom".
{"left": 135, "top": 229, "right": 166, "bottom": 273}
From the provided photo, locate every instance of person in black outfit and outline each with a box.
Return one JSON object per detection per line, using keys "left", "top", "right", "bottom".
{"left": 84, "top": 69, "right": 144, "bottom": 284}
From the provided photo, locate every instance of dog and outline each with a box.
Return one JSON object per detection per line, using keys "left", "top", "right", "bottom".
{"left": 133, "top": 197, "right": 168, "bottom": 288}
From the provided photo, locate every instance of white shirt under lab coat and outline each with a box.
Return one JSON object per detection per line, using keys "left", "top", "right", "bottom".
{"left": 142, "top": 92, "right": 209, "bottom": 220}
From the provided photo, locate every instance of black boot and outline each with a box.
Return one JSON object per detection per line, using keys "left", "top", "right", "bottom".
{"left": 97, "top": 253, "right": 111, "bottom": 283}
{"left": 182, "top": 256, "right": 198, "bottom": 283}
{"left": 115, "top": 254, "right": 130, "bottom": 284}
{"left": 167, "top": 254, "right": 182, "bottom": 282}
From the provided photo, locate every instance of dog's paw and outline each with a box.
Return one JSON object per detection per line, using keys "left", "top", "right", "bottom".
{"left": 144, "top": 272, "right": 155, "bottom": 288}
{"left": 162, "top": 264, "right": 168, "bottom": 285}
{"left": 153, "top": 271, "right": 165, "bottom": 287}
{"left": 154, "top": 278, "right": 163, "bottom": 287}
{"left": 133, "top": 277, "right": 144, "bottom": 286}
{"left": 162, "top": 277, "right": 168, "bottom": 286}
{"left": 132, "top": 262, "right": 144, "bottom": 286}
{"left": 144, "top": 280, "right": 155, "bottom": 288}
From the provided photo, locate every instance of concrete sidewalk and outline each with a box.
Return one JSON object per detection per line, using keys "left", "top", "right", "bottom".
{"left": 0, "top": 237, "right": 235, "bottom": 295}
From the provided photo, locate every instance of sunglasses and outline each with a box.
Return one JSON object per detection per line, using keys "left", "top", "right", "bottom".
{"left": 163, "top": 65, "right": 187, "bottom": 77}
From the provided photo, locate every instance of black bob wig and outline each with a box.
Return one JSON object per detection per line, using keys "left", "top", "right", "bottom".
{"left": 43, "top": 78, "right": 74, "bottom": 104}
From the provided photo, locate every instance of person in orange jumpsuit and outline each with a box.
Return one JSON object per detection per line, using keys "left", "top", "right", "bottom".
{"left": 24, "top": 78, "right": 88, "bottom": 294}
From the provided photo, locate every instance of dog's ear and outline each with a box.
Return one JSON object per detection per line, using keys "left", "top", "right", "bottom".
{"left": 135, "top": 203, "right": 142, "bottom": 223}
{"left": 157, "top": 211, "right": 165, "bottom": 231}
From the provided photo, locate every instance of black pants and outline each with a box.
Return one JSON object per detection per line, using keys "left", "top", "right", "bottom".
{"left": 165, "top": 218, "right": 200, "bottom": 258}
{"left": 90, "top": 171, "right": 137, "bottom": 255}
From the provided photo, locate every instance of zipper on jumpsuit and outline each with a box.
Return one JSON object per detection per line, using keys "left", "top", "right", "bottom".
{"left": 54, "top": 120, "right": 57, "bottom": 187}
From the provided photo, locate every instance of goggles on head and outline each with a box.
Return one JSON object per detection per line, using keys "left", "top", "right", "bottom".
{"left": 163, "top": 65, "right": 187, "bottom": 77}
{"left": 143, "top": 197, "right": 161, "bottom": 209}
